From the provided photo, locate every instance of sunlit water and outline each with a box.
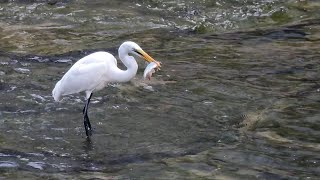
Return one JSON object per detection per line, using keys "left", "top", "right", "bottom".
{"left": 0, "top": 0, "right": 320, "bottom": 179}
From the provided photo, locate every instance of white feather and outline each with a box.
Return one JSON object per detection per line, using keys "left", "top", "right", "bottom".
{"left": 52, "top": 41, "right": 159, "bottom": 102}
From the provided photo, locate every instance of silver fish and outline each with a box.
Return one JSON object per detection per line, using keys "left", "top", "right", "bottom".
{"left": 143, "top": 62, "right": 159, "bottom": 80}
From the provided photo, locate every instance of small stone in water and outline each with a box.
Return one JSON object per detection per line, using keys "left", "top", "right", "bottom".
{"left": 143, "top": 85, "right": 154, "bottom": 91}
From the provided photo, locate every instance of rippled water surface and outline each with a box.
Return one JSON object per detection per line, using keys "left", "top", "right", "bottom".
{"left": 0, "top": 0, "right": 320, "bottom": 179}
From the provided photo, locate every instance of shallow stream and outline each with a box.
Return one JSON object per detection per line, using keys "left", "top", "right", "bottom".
{"left": 0, "top": 0, "right": 319, "bottom": 179}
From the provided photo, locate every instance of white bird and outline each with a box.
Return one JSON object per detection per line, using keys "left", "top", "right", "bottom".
{"left": 52, "top": 41, "right": 161, "bottom": 136}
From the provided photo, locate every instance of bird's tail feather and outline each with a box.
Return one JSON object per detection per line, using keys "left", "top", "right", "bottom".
{"left": 52, "top": 80, "right": 62, "bottom": 102}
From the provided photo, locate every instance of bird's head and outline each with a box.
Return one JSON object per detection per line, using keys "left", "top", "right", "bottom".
{"left": 122, "top": 41, "right": 161, "bottom": 69}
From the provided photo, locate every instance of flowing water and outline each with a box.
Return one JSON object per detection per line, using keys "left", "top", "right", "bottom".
{"left": 0, "top": 0, "right": 320, "bottom": 179}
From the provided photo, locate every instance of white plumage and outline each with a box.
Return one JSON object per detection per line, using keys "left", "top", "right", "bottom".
{"left": 52, "top": 52, "right": 116, "bottom": 101}
{"left": 52, "top": 41, "right": 161, "bottom": 136}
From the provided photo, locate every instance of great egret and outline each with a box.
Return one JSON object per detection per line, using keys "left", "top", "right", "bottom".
{"left": 52, "top": 41, "right": 161, "bottom": 136}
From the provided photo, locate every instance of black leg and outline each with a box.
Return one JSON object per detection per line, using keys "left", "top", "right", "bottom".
{"left": 83, "top": 93, "right": 93, "bottom": 136}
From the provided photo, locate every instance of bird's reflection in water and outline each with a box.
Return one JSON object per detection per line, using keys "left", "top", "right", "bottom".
{"left": 81, "top": 137, "right": 103, "bottom": 171}
{"left": 82, "top": 137, "right": 94, "bottom": 154}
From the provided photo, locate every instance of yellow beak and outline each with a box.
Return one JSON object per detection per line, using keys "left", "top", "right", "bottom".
{"left": 137, "top": 49, "right": 162, "bottom": 68}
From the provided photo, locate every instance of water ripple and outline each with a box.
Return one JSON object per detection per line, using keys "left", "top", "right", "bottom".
{"left": 27, "top": 162, "right": 46, "bottom": 170}
{"left": 0, "top": 161, "right": 18, "bottom": 168}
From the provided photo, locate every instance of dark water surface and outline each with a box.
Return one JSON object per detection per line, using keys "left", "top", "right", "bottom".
{"left": 0, "top": 0, "right": 320, "bottom": 179}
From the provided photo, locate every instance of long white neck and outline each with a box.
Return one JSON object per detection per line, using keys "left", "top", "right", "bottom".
{"left": 112, "top": 46, "right": 138, "bottom": 83}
